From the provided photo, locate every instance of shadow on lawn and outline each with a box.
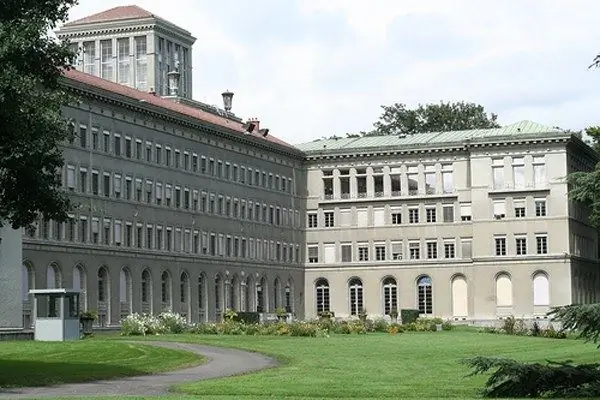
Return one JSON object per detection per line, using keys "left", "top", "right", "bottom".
{"left": 0, "top": 359, "right": 148, "bottom": 389}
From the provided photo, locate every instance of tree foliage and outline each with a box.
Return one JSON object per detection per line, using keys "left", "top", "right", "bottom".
{"left": 367, "top": 101, "right": 500, "bottom": 136}
{"left": 0, "top": 0, "right": 77, "bottom": 229}
{"left": 549, "top": 304, "right": 600, "bottom": 346}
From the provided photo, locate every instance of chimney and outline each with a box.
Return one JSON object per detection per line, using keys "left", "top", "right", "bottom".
{"left": 247, "top": 117, "right": 260, "bottom": 131}
{"left": 167, "top": 69, "right": 181, "bottom": 97}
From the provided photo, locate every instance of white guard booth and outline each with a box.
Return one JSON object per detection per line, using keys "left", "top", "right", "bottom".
{"left": 29, "top": 289, "right": 81, "bottom": 341}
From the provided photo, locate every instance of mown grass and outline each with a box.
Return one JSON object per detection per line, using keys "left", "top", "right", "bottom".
{"left": 0, "top": 340, "right": 204, "bottom": 388}
{"left": 124, "top": 330, "right": 598, "bottom": 399}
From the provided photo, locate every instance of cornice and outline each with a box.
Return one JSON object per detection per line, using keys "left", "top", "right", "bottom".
{"left": 60, "top": 76, "right": 306, "bottom": 161}
{"left": 304, "top": 135, "right": 572, "bottom": 162}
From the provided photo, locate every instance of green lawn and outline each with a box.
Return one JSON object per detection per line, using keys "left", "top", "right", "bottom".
{"left": 3, "top": 331, "right": 597, "bottom": 399}
{"left": 124, "top": 330, "right": 598, "bottom": 399}
{"left": 0, "top": 340, "right": 204, "bottom": 388}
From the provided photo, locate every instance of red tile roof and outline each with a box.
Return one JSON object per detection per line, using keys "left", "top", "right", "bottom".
{"left": 64, "top": 5, "right": 154, "bottom": 26}
{"left": 63, "top": 69, "right": 296, "bottom": 151}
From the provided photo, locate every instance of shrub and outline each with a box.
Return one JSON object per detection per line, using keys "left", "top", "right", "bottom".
{"left": 401, "top": 309, "right": 420, "bottom": 324}
{"left": 371, "top": 318, "right": 389, "bottom": 333}
{"left": 388, "top": 323, "right": 403, "bottom": 335}
{"left": 233, "top": 312, "right": 260, "bottom": 324}
{"left": 157, "top": 311, "right": 188, "bottom": 334}
{"left": 442, "top": 320, "right": 454, "bottom": 331}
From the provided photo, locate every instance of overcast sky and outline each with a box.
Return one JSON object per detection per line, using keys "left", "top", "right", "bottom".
{"left": 64, "top": 0, "right": 600, "bottom": 144}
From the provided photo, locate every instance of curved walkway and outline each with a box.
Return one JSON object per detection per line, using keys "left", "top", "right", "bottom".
{"left": 0, "top": 341, "right": 279, "bottom": 398}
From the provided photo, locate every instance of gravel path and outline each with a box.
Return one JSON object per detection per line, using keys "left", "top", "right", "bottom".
{"left": 0, "top": 341, "right": 278, "bottom": 398}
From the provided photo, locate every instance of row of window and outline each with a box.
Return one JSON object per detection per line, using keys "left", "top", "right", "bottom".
{"left": 314, "top": 271, "right": 551, "bottom": 316}
{"left": 492, "top": 155, "right": 546, "bottom": 190}
{"left": 29, "top": 217, "right": 302, "bottom": 264}
{"left": 308, "top": 198, "right": 548, "bottom": 228}
{"left": 68, "top": 124, "right": 295, "bottom": 194}
{"left": 64, "top": 165, "right": 300, "bottom": 228}
{"left": 322, "top": 164, "right": 454, "bottom": 199}
{"left": 307, "top": 234, "right": 549, "bottom": 264}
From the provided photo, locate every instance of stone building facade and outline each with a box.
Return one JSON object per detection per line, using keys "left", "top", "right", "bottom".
{"left": 297, "top": 122, "right": 600, "bottom": 321}
{"left": 21, "top": 68, "right": 306, "bottom": 327}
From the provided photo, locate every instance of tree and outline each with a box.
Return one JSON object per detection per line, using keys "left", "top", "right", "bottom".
{"left": 0, "top": 0, "right": 77, "bottom": 229}
{"left": 367, "top": 101, "right": 500, "bottom": 136}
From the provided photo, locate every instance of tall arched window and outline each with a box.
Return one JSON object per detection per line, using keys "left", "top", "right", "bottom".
{"left": 97, "top": 267, "right": 109, "bottom": 303}
{"left": 315, "top": 278, "right": 330, "bottom": 313}
{"left": 451, "top": 275, "right": 468, "bottom": 317}
{"left": 417, "top": 276, "right": 432, "bottom": 314}
{"left": 198, "top": 274, "right": 206, "bottom": 318}
{"left": 120, "top": 267, "right": 132, "bottom": 308}
{"left": 495, "top": 273, "right": 512, "bottom": 307}
{"left": 46, "top": 262, "right": 62, "bottom": 289}
{"left": 141, "top": 269, "right": 152, "bottom": 306}
{"left": 256, "top": 277, "right": 267, "bottom": 312}
{"left": 22, "top": 262, "right": 34, "bottom": 301}
{"left": 533, "top": 272, "right": 550, "bottom": 306}
{"left": 180, "top": 272, "right": 190, "bottom": 304}
{"left": 382, "top": 277, "right": 397, "bottom": 315}
{"left": 161, "top": 271, "right": 172, "bottom": 307}
{"left": 73, "top": 264, "right": 86, "bottom": 310}
{"left": 215, "top": 274, "right": 223, "bottom": 313}
{"left": 349, "top": 278, "right": 363, "bottom": 316}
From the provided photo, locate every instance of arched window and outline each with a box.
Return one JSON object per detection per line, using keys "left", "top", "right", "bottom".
{"left": 417, "top": 276, "right": 432, "bottom": 314}
{"left": 120, "top": 267, "right": 132, "bottom": 305}
{"left": 197, "top": 274, "right": 206, "bottom": 311}
{"left": 244, "top": 275, "right": 254, "bottom": 312}
{"left": 451, "top": 275, "right": 468, "bottom": 317}
{"left": 382, "top": 277, "right": 397, "bottom": 315}
{"left": 349, "top": 278, "right": 363, "bottom": 316}
{"left": 215, "top": 274, "right": 223, "bottom": 312}
{"left": 256, "top": 277, "right": 267, "bottom": 312}
{"left": 47, "top": 262, "right": 62, "bottom": 289}
{"left": 180, "top": 272, "right": 190, "bottom": 304}
{"left": 161, "top": 271, "right": 172, "bottom": 306}
{"left": 141, "top": 269, "right": 152, "bottom": 304}
{"left": 533, "top": 272, "right": 549, "bottom": 306}
{"left": 495, "top": 273, "right": 512, "bottom": 307}
{"left": 97, "top": 267, "right": 109, "bottom": 303}
{"left": 315, "top": 278, "right": 330, "bottom": 313}
{"left": 22, "top": 262, "right": 35, "bottom": 301}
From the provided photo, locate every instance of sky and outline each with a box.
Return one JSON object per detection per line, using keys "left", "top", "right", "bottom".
{"left": 63, "top": 0, "right": 600, "bottom": 145}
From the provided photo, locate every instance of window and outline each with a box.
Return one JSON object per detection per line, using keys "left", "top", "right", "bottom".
{"left": 125, "top": 136, "right": 132, "bottom": 158}
{"left": 426, "top": 241, "right": 437, "bottom": 259}
{"left": 136, "top": 139, "right": 142, "bottom": 160}
{"left": 383, "top": 277, "right": 397, "bottom": 315}
{"left": 156, "top": 183, "right": 162, "bottom": 205}
{"left": 100, "top": 40, "right": 113, "bottom": 80}
{"left": 407, "top": 166, "right": 418, "bottom": 195}
{"left": 324, "top": 211, "right": 334, "bottom": 227}
{"left": 493, "top": 199, "right": 506, "bottom": 219}
{"left": 375, "top": 244, "right": 386, "bottom": 261}
{"left": 175, "top": 150, "right": 181, "bottom": 168}
{"left": 426, "top": 207, "right": 436, "bottom": 223}
{"left": 91, "top": 170, "right": 99, "bottom": 195}
{"left": 409, "top": 242, "right": 420, "bottom": 259}
{"left": 114, "top": 134, "right": 121, "bottom": 156}
{"left": 341, "top": 243, "right": 352, "bottom": 262}
{"left": 79, "top": 167, "right": 87, "bottom": 192}
{"left": 514, "top": 199, "right": 526, "bottom": 218}
{"left": 66, "top": 165, "right": 75, "bottom": 190}
{"left": 79, "top": 125, "right": 87, "bottom": 148}
{"left": 492, "top": 158, "right": 504, "bottom": 189}
{"left": 165, "top": 184, "right": 172, "bottom": 206}
{"left": 408, "top": 208, "right": 419, "bottom": 223}
{"left": 461, "top": 238, "right": 473, "bottom": 258}
{"left": 192, "top": 154, "right": 198, "bottom": 172}
{"left": 146, "top": 225, "right": 153, "bottom": 249}
{"left": 308, "top": 246, "right": 319, "bottom": 263}
{"left": 103, "top": 173, "right": 110, "bottom": 197}
{"left": 91, "top": 218, "right": 99, "bottom": 244}
{"left": 417, "top": 276, "right": 433, "bottom": 314}
{"left": 135, "top": 178, "right": 142, "bottom": 201}
{"left": 442, "top": 164, "right": 453, "bottom": 193}
{"left": 79, "top": 216, "right": 88, "bottom": 243}
{"left": 91, "top": 128, "right": 98, "bottom": 149}
{"left": 444, "top": 241, "right": 455, "bottom": 258}
{"left": 134, "top": 36, "right": 147, "bottom": 90}
{"left": 460, "top": 203, "right": 472, "bottom": 221}
{"left": 357, "top": 244, "right": 368, "bottom": 261}
{"left": 536, "top": 235, "right": 548, "bottom": 254}
{"left": 315, "top": 278, "right": 330, "bottom": 313}
{"left": 103, "top": 219, "right": 110, "bottom": 245}
{"left": 323, "top": 173, "right": 333, "bottom": 199}
{"left": 117, "top": 38, "right": 131, "bottom": 84}
{"left": 391, "top": 209, "right": 402, "bottom": 225}
{"left": 425, "top": 166, "right": 436, "bottom": 194}
{"left": 391, "top": 242, "right": 403, "bottom": 260}
{"left": 200, "top": 157, "right": 207, "bottom": 173}
{"left": 103, "top": 131, "right": 110, "bottom": 153}
{"left": 156, "top": 145, "right": 162, "bottom": 164}
{"left": 349, "top": 278, "right": 363, "bottom": 316}
{"left": 114, "top": 174, "right": 122, "bottom": 198}
{"left": 146, "top": 180, "right": 153, "bottom": 203}
{"left": 533, "top": 156, "right": 546, "bottom": 188}
{"left": 165, "top": 147, "right": 171, "bottom": 166}
{"left": 183, "top": 152, "right": 189, "bottom": 170}
{"left": 443, "top": 205, "right": 454, "bottom": 223}
{"left": 512, "top": 157, "right": 525, "bottom": 189}
{"left": 83, "top": 41, "right": 96, "bottom": 74}
{"left": 516, "top": 236, "right": 527, "bottom": 255}
{"left": 495, "top": 236, "right": 507, "bottom": 256}
{"left": 125, "top": 176, "right": 132, "bottom": 200}
{"left": 535, "top": 199, "right": 547, "bottom": 217}
{"left": 391, "top": 171, "right": 401, "bottom": 196}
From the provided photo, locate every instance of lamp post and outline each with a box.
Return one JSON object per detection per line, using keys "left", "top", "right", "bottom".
{"left": 221, "top": 90, "right": 234, "bottom": 112}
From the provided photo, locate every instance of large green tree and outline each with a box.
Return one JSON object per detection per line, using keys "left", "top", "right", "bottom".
{"left": 366, "top": 101, "right": 500, "bottom": 136}
{"left": 0, "top": 0, "right": 77, "bottom": 229}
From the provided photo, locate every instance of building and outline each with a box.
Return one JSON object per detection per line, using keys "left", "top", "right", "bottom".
{"left": 0, "top": 226, "right": 22, "bottom": 329}
{"left": 21, "top": 58, "right": 306, "bottom": 327}
{"left": 57, "top": 5, "right": 195, "bottom": 98}
{"left": 15, "top": 5, "right": 600, "bottom": 328}
{"left": 297, "top": 122, "right": 600, "bottom": 322}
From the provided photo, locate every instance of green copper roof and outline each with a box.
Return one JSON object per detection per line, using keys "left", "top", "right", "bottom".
{"left": 296, "top": 120, "right": 565, "bottom": 153}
